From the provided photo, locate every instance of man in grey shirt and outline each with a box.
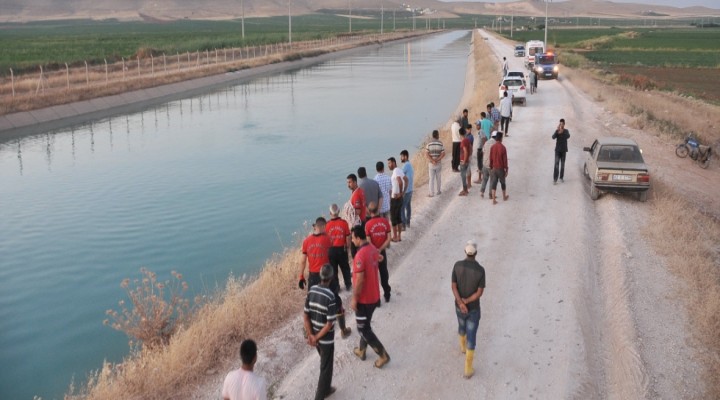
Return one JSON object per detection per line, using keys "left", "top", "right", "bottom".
{"left": 358, "top": 167, "right": 381, "bottom": 215}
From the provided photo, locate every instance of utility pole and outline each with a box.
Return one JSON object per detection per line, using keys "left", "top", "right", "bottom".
{"left": 393, "top": 9, "right": 396, "bottom": 31}
{"left": 348, "top": 0, "right": 352, "bottom": 33}
{"left": 412, "top": 9, "right": 416, "bottom": 31}
{"left": 381, "top": 4, "right": 384, "bottom": 34}
{"left": 544, "top": 0, "right": 550, "bottom": 45}
{"left": 288, "top": 0, "right": 292, "bottom": 44}
{"left": 241, "top": 0, "right": 245, "bottom": 38}
{"left": 511, "top": 13, "right": 514, "bottom": 38}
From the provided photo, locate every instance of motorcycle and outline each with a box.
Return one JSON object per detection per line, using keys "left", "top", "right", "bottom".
{"left": 675, "top": 134, "right": 712, "bottom": 169}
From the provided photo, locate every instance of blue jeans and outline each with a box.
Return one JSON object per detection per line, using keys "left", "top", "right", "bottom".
{"left": 455, "top": 307, "right": 481, "bottom": 350}
{"left": 401, "top": 191, "right": 413, "bottom": 226}
{"left": 459, "top": 163, "right": 469, "bottom": 191}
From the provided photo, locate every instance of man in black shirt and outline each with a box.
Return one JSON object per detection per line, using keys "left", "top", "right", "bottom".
{"left": 451, "top": 240, "right": 486, "bottom": 379}
{"left": 552, "top": 118, "right": 571, "bottom": 184}
{"left": 304, "top": 264, "right": 338, "bottom": 399}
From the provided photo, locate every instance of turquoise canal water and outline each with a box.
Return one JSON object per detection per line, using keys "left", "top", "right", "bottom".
{"left": 0, "top": 30, "right": 470, "bottom": 399}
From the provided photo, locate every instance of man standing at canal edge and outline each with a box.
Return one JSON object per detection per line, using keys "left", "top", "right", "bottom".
{"left": 365, "top": 202, "right": 392, "bottom": 304}
{"left": 400, "top": 150, "right": 414, "bottom": 230}
{"left": 303, "top": 264, "right": 338, "bottom": 399}
{"left": 351, "top": 226, "right": 391, "bottom": 369}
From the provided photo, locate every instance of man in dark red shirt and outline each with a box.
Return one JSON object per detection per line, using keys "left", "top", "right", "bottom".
{"left": 300, "top": 217, "right": 351, "bottom": 338}
{"left": 458, "top": 127, "right": 472, "bottom": 196}
{"left": 347, "top": 173, "right": 366, "bottom": 224}
{"left": 364, "top": 202, "right": 392, "bottom": 303}
{"left": 351, "top": 226, "right": 391, "bottom": 369}
{"left": 489, "top": 131, "right": 509, "bottom": 204}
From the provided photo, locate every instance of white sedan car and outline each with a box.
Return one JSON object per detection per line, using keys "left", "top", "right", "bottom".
{"left": 498, "top": 76, "right": 527, "bottom": 106}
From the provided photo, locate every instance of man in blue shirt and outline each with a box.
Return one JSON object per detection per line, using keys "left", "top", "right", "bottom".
{"left": 400, "top": 150, "right": 414, "bottom": 229}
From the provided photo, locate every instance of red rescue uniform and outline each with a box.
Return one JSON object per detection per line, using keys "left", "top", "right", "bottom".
{"left": 301, "top": 233, "right": 331, "bottom": 273}
{"left": 364, "top": 216, "right": 391, "bottom": 249}
{"left": 353, "top": 244, "right": 381, "bottom": 304}
{"left": 326, "top": 217, "right": 350, "bottom": 248}
{"left": 350, "top": 188, "right": 367, "bottom": 222}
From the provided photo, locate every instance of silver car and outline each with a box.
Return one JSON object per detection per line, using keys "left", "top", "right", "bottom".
{"left": 583, "top": 137, "right": 651, "bottom": 202}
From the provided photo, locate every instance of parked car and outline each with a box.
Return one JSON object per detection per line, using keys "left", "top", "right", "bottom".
{"left": 514, "top": 45, "right": 525, "bottom": 57}
{"left": 583, "top": 137, "right": 650, "bottom": 202}
{"left": 498, "top": 76, "right": 527, "bottom": 106}
{"left": 505, "top": 70, "right": 525, "bottom": 80}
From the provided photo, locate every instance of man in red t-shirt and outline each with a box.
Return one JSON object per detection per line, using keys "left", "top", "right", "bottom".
{"left": 346, "top": 173, "right": 366, "bottom": 224}
{"left": 326, "top": 203, "right": 352, "bottom": 291}
{"left": 299, "top": 217, "right": 332, "bottom": 289}
{"left": 364, "top": 202, "right": 392, "bottom": 303}
{"left": 489, "top": 131, "right": 509, "bottom": 205}
{"left": 458, "top": 127, "right": 472, "bottom": 196}
{"left": 350, "top": 226, "right": 391, "bottom": 369}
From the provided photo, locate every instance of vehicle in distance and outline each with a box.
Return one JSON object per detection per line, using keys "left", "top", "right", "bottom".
{"left": 514, "top": 45, "right": 525, "bottom": 57}
{"left": 525, "top": 40, "right": 544, "bottom": 68}
{"left": 583, "top": 137, "right": 650, "bottom": 202}
{"left": 534, "top": 52, "right": 559, "bottom": 79}
{"left": 498, "top": 76, "right": 527, "bottom": 106}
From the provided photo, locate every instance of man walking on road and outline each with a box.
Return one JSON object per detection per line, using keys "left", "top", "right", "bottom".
{"left": 489, "top": 131, "right": 509, "bottom": 204}
{"left": 479, "top": 131, "right": 497, "bottom": 198}
{"left": 552, "top": 119, "right": 571, "bottom": 184}
{"left": 501, "top": 56, "right": 508, "bottom": 77}
{"left": 388, "top": 157, "right": 406, "bottom": 242}
{"left": 458, "top": 128, "right": 471, "bottom": 196}
{"left": 365, "top": 202, "right": 392, "bottom": 303}
{"left": 451, "top": 240, "right": 486, "bottom": 379}
{"left": 222, "top": 339, "right": 267, "bottom": 400}
{"left": 499, "top": 91, "right": 512, "bottom": 136}
{"left": 400, "top": 150, "right": 414, "bottom": 229}
{"left": 351, "top": 226, "right": 391, "bottom": 369}
{"left": 489, "top": 102, "right": 501, "bottom": 131}
{"left": 425, "top": 129, "right": 445, "bottom": 197}
{"left": 303, "top": 264, "right": 338, "bottom": 399}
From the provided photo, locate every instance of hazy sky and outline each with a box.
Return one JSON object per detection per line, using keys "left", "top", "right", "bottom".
{"left": 441, "top": 0, "right": 719, "bottom": 9}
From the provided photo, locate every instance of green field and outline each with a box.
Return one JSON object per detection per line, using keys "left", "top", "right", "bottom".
{"left": 503, "top": 27, "right": 720, "bottom": 67}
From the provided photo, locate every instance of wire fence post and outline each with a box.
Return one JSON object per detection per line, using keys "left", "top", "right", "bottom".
{"left": 215, "top": 48, "right": 218, "bottom": 64}
{"left": 206, "top": 50, "right": 209, "bottom": 65}
{"left": 163, "top": 53, "right": 167, "bottom": 74}
{"left": 151, "top": 54, "right": 155, "bottom": 76}
{"left": 122, "top": 57, "right": 126, "bottom": 80}
{"left": 36, "top": 65, "right": 45, "bottom": 94}
{"left": 137, "top": 56, "right": 141, "bottom": 77}
{"left": 65, "top": 63, "right": 69, "bottom": 90}
{"left": 177, "top": 52, "right": 181, "bottom": 71}
{"left": 105, "top": 59, "right": 108, "bottom": 85}
{"left": 84, "top": 61, "right": 89, "bottom": 86}
{"left": 10, "top": 68, "right": 15, "bottom": 97}
{"left": 196, "top": 51, "right": 200, "bottom": 68}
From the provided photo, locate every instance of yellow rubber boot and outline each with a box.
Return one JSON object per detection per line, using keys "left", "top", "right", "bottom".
{"left": 459, "top": 335, "right": 467, "bottom": 354}
{"left": 464, "top": 349, "right": 475, "bottom": 379}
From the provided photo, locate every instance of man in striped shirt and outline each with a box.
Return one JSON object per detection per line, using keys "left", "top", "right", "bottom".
{"left": 425, "top": 129, "right": 445, "bottom": 197}
{"left": 303, "top": 264, "right": 338, "bottom": 399}
{"left": 374, "top": 161, "right": 392, "bottom": 219}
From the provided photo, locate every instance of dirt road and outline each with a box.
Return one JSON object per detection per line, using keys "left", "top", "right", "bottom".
{"left": 206, "top": 31, "right": 705, "bottom": 400}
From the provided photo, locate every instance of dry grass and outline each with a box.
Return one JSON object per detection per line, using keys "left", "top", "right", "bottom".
{"left": 562, "top": 67, "right": 720, "bottom": 149}
{"left": 563, "top": 62, "right": 720, "bottom": 397}
{"left": 70, "top": 248, "right": 306, "bottom": 399}
{"left": 1, "top": 32, "right": 431, "bottom": 116}
{"left": 645, "top": 181, "right": 720, "bottom": 397}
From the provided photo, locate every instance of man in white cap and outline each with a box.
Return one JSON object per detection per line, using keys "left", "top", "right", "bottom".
{"left": 479, "top": 131, "right": 498, "bottom": 198}
{"left": 451, "top": 240, "right": 486, "bottom": 379}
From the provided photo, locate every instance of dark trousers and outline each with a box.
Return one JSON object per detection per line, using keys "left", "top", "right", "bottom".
{"left": 356, "top": 303, "right": 385, "bottom": 354}
{"left": 314, "top": 343, "right": 334, "bottom": 400}
{"left": 477, "top": 148, "right": 483, "bottom": 172}
{"left": 349, "top": 221, "right": 365, "bottom": 258}
{"left": 329, "top": 246, "right": 352, "bottom": 290}
{"left": 490, "top": 168, "right": 507, "bottom": 191}
{"left": 452, "top": 141, "right": 461, "bottom": 170}
{"left": 308, "top": 272, "right": 321, "bottom": 289}
{"left": 553, "top": 151, "right": 567, "bottom": 181}
{"left": 500, "top": 116, "right": 511, "bottom": 134}
{"left": 379, "top": 249, "right": 391, "bottom": 299}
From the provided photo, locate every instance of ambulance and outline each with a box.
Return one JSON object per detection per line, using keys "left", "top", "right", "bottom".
{"left": 524, "top": 40, "right": 545, "bottom": 69}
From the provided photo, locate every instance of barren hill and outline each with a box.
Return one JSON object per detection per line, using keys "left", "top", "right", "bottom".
{"left": 0, "top": 0, "right": 717, "bottom": 22}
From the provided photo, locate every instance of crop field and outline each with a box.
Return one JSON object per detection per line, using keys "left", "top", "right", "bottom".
{"left": 0, "top": 13, "right": 481, "bottom": 75}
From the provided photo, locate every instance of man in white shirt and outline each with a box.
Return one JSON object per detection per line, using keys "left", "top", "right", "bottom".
{"left": 222, "top": 339, "right": 267, "bottom": 400}
{"left": 499, "top": 91, "right": 513, "bottom": 136}
{"left": 387, "top": 157, "right": 406, "bottom": 242}
{"left": 450, "top": 120, "right": 461, "bottom": 172}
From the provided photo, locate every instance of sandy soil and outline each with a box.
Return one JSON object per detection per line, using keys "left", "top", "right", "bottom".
{"left": 197, "top": 30, "right": 707, "bottom": 400}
